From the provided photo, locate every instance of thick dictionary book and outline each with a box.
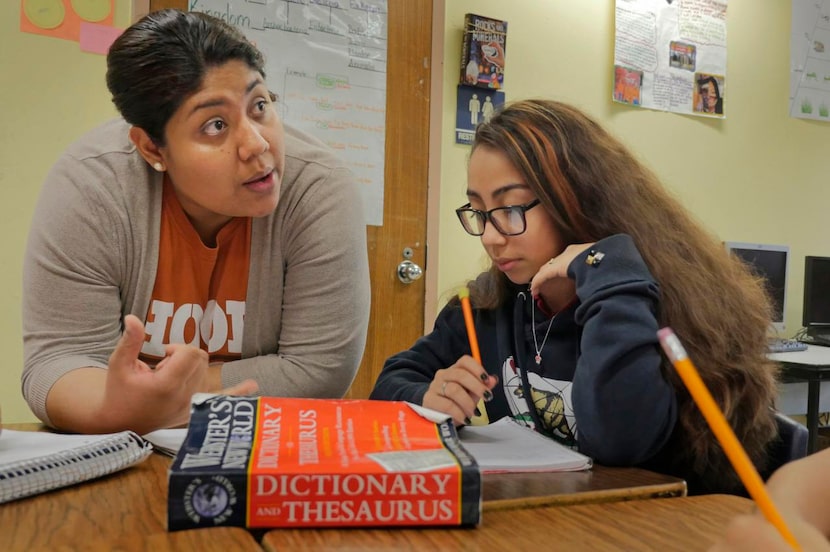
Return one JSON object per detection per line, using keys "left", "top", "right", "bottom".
{"left": 460, "top": 13, "right": 507, "bottom": 90}
{"left": 0, "top": 429, "right": 152, "bottom": 504}
{"left": 167, "top": 395, "right": 481, "bottom": 530}
{"left": 149, "top": 420, "right": 592, "bottom": 473}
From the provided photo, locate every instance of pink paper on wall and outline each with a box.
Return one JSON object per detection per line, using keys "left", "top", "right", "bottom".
{"left": 79, "top": 21, "right": 122, "bottom": 54}
{"left": 20, "top": 0, "right": 115, "bottom": 43}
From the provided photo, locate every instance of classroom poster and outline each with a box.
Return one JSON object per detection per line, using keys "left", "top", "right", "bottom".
{"left": 613, "top": 0, "right": 727, "bottom": 118}
{"left": 455, "top": 85, "right": 505, "bottom": 145}
{"left": 189, "top": 0, "right": 388, "bottom": 226}
{"left": 790, "top": 0, "right": 830, "bottom": 121}
{"left": 20, "top": 0, "right": 120, "bottom": 54}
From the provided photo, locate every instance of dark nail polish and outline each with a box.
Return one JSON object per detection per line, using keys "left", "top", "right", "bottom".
{"left": 480, "top": 372, "right": 489, "bottom": 382}
{"left": 483, "top": 390, "right": 493, "bottom": 401}
{"left": 474, "top": 407, "right": 481, "bottom": 417}
{"left": 464, "top": 417, "right": 471, "bottom": 425}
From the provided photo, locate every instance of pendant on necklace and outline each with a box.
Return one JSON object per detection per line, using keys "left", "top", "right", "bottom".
{"left": 535, "top": 354, "right": 542, "bottom": 365}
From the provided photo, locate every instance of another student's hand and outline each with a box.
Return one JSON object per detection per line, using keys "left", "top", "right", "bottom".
{"left": 423, "top": 355, "right": 498, "bottom": 426}
{"left": 710, "top": 512, "right": 830, "bottom": 551}
{"left": 529, "top": 242, "right": 594, "bottom": 299}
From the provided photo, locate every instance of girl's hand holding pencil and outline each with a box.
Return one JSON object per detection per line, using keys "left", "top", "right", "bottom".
{"left": 423, "top": 355, "right": 497, "bottom": 427}
{"left": 421, "top": 287, "right": 498, "bottom": 427}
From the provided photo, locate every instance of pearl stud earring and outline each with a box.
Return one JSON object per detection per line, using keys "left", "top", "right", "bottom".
{"left": 153, "top": 162, "right": 164, "bottom": 172}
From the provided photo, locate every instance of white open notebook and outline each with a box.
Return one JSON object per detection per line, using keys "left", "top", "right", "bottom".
{"left": 0, "top": 429, "right": 153, "bottom": 504}
{"left": 144, "top": 415, "right": 592, "bottom": 473}
{"left": 458, "top": 417, "right": 592, "bottom": 473}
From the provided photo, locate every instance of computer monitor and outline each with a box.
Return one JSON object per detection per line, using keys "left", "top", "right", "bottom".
{"left": 802, "top": 256, "right": 830, "bottom": 337}
{"left": 724, "top": 242, "right": 789, "bottom": 334}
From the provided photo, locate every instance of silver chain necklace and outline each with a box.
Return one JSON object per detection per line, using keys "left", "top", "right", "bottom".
{"left": 530, "top": 298, "right": 557, "bottom": 365}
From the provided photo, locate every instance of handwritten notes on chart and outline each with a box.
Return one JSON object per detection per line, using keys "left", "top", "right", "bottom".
{"left": 613, "top": 0, "right": 727, "bottom": 118}
{"left": 790, "top": 0, "right": 830, "bottom": 122}
{"left": 189, "top": 0, "right": 388, "bottom": 225}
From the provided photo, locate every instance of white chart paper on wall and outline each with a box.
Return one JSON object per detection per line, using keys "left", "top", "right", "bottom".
{"left": 613, "top": 0, "right": 727, "bottom": 118}
{"left": 189, "top": 0, "right": 388, "bottom": 225}
{"left": 790, "top": 0, "right": 830, "bottom": 121}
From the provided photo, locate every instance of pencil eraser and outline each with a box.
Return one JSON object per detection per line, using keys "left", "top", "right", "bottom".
{"left": 657, "top": 327, "right": 673, "bottom": 341}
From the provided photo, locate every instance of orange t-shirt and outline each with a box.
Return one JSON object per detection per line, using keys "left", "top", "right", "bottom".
{"left": 140, "top": 180, "right": 251, "bottom": 364}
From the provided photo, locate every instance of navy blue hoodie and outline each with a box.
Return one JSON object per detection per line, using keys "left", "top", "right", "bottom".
{"left": 371, "top": 234, "right": 687, "bottom": 479}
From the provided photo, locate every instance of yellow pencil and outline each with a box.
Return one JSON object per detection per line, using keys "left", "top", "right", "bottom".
{"left": 458, "top": 287, "right": 489, "bottom": 425}
{"left": 657, "top": 327, "right": 800, "bottom": 551}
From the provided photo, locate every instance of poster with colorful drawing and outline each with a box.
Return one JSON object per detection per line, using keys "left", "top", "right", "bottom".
{"left": 613, "top": 0, "right": 727, "bottom": 118}
{"left": 20, "top": 0, "right": 118, "bottom": 53}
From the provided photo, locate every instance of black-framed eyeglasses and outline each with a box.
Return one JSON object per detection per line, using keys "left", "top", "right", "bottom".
{"left": 455, "top": 199, "right": 541, "bottom": 236}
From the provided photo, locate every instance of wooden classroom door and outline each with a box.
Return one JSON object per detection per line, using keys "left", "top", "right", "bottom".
{"left": 147, "top": 0, "right": 432, "bottom": 399}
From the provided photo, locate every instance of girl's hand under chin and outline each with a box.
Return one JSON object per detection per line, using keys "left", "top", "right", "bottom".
{"left": 529, "top": 242, "right": 595, "bottom": 301}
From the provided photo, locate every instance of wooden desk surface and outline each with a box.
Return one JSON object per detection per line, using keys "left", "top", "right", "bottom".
{"left": 262, "top": 494, "right": 752, "bottom": 552}
{"left": 0, "top": 425, "right": 260, "bottom": 552}
{"left": 0, "top": 424, "right": 685, "bottom": 550}
{"left": 483, "top": 465, "right": 685, "bottom": 510}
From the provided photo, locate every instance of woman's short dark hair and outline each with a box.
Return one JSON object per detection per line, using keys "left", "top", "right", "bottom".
{"left": 697, "top": 75, "right": 721, "bottom": 99}
{"left": 106, "top": 9, "right": 266, "bottom": 145}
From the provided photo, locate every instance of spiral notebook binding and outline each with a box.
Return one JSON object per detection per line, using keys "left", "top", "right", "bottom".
{"left": 0, "top": 430, "right": 152, "bottom": 504}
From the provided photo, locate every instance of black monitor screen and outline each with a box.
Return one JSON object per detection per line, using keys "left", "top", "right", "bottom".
{"left": 803, "top": 256, "right": 830, "bottom": 327}
{"left": 727, "top": 246, "right": 787, "bottom": 326}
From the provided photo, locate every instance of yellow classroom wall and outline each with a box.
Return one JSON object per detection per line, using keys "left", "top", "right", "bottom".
{"left": 1, "top": 1, "right": 827, "bottom": 423}
{"left": 0, "top": 1, "right": 134, "bottom": 422}
{"left": 435, "top": 1, "right": 830, "bottom": 333}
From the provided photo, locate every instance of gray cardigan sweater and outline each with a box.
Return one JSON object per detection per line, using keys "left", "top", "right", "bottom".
{"left": 22, "top": 118, "right": 370, "bottom": 426}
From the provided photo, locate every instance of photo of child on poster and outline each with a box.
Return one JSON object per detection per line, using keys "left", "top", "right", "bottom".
{"left": 693, "top": 73, "right": 725, "bottom": 116}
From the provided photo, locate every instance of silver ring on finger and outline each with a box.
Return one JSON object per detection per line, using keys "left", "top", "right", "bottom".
{"left": 441, "top": 381, "right": 448, "bottom": 397}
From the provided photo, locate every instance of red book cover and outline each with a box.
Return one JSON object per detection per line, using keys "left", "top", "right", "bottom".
{"left": 460, "top": 13, "right": 507, "bottom": 90}
{"left": 167, "top": 396, "right": 481, "bottom": 530}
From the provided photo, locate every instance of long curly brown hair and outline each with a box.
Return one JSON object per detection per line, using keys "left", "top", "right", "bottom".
{"left": 468, "top": 99, "right": 779, "bottom": 490}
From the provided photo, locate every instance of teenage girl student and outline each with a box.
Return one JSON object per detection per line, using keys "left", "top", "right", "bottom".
{"left": 22, "top": 9, "right": 370, "bottom": 435}
{"left": 370, "top": 99, "right": 779, "bottom": 494}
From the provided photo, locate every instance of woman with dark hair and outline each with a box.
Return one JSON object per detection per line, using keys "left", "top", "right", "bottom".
{"left": 22, "top": 9, "right": 370, "bottom": 435}
{"left": 371, "top": 99, "right": 779, "bottom": 494}
{"left": 696, "top": 75, "right": 724, "bottom": 114}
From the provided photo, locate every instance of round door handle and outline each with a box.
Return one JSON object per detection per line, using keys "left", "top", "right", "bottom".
{"left": 397, "top": 260, "right": 423, "bottom": 284}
